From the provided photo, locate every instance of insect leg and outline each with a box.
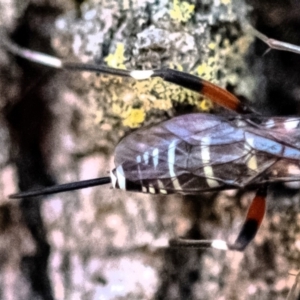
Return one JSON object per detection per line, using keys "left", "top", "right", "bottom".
{"left": 1, "top": 32, "right": 249, "bottom": 113}
{"left": 169, "top": 186, "right": 267, "bottom": 251}
{"left": 251, "top": 26, "right": 300, "bottom": 55}
{"left": 64, "top": 65, "right": 249, "bottom": 112}
{"left": 152, "top": 69, "right": 247, "bottom": 113}
{"left": 169, "top": 237, "right": 229, "bottom": 251}
{"left": 229, "top": 185, "right": 267, "bottom": 251}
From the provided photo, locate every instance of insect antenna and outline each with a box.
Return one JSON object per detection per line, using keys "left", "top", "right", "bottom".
{"left": 9, "top": 177, "right": 111, "bottom": 199}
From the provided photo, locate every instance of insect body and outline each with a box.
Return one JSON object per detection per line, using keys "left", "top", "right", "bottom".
{"left": 4, "top": 29, "right": 299, "bottom": 252}
{"left": 15, "top": 113, "right": 300, "bottom": 196}
{"left": 10, "top": 110, "right": 300, "bottom": 250}
{"left": 112, "top": 114, "right": 300, "bottom": 194}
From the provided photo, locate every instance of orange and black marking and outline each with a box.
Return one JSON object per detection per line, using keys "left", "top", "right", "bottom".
{"left": 151, "top": 68, "right": 248, "bottom": 113}
{"left": 230, "top": 185, "right": 267, "bottom": 251}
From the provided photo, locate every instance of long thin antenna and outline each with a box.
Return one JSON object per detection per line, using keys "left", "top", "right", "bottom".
{"left": 9, "top": 177, "right": 111, "bottom": 199}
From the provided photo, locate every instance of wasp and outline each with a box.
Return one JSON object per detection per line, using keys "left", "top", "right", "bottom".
{"left": 3, "top": 28, "right": 300, "bottom": 252}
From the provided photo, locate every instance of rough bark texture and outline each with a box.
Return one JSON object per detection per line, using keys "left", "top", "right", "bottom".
{"left": 1, "top": 0, "right": 300, "bottom": 299}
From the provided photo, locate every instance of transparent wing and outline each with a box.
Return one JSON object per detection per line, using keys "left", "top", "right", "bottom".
{"left": 248, "top": 116, "right": 300, "bottom": 149}
{"left": 114, "top": 113, "right": 300, "bottom": 194}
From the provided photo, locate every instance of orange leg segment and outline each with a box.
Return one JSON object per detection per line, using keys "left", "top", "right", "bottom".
{"left": 2, "top": 33, "right": 250, "bottom": 113}
{"left": 152, "top": 68, "right": 250, "bottom": 113}
{"left": 201, "top": 79, "right": 244, "bottom": 113}
{"left": 229, "top": 185, "right": 267, "bottom": 251}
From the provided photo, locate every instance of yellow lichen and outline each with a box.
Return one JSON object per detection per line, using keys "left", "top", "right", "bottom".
{"left": 170, "top": 0, "right": 195, "bottom": 23}
{"left": 196, "top": 62, "right": 217, "bottom": 82}
{"left": 132, "top": 80, "right": 151, "bottom": 96}
{"left": 197, "top": 98, "right": 214, "bottom": 111}
{"left": 169, "top": 62, "right": 184, "bottom": 71}
{"left": 104, "top": 43, "right": 126, "bottom": 69}
{"left": 101, "top": 31, "right": 225, "bottom": 127}
{"left": 196, "top": 63, "right": 208, "bottom": 77}
{"left": 208, "top": 42, "right": 217, "bottom": 50}
{"left": 122, "top": 108, "right": 146, "bottom": 128}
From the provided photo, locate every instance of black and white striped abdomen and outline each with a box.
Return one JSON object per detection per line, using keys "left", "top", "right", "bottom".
{"left": 110, "top": 114, "right": 300, "bottom": 194}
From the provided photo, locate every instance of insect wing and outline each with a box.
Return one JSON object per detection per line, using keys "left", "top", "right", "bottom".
{"left": 114, "top": 114, "right": 266, "bottom": 194}
{"left": 252, "top": 117, "right": 300, "bottom": 150}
